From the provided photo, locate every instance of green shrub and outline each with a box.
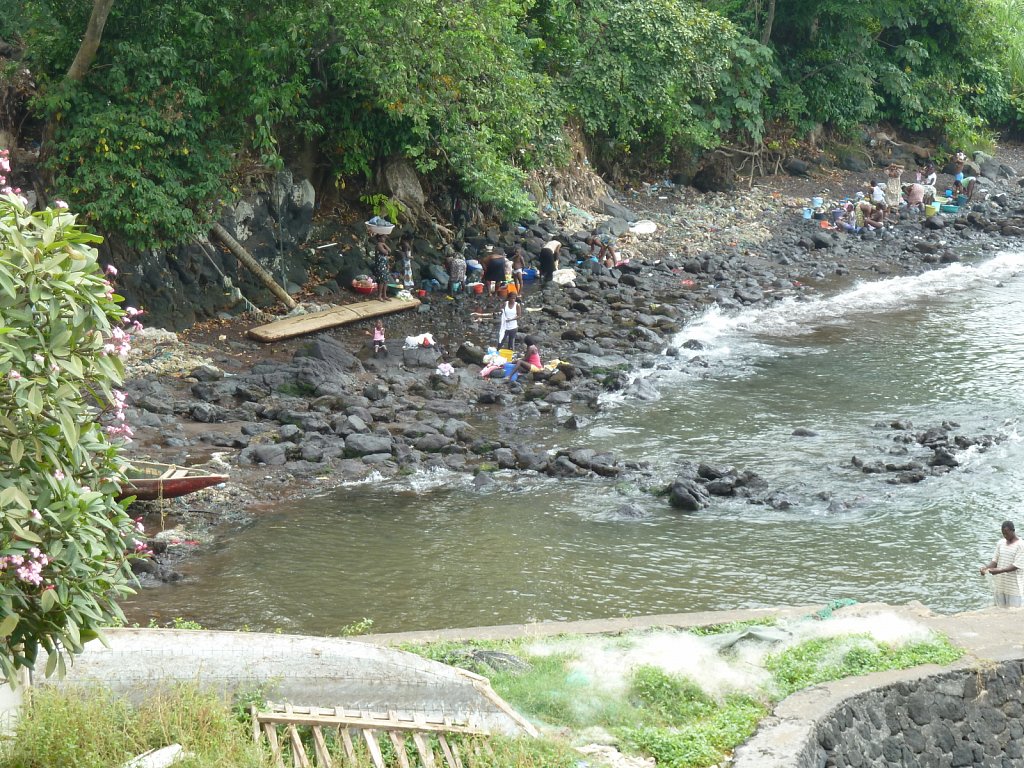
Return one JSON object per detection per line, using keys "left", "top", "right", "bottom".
{"left": 765, "top": 633, "right": 963, "bottom": 698}
{"left": 3, "top": 684, "right": 272, "bottom": 768}
{"left": 0, "top": 193, "right": 139, "bottom": 682}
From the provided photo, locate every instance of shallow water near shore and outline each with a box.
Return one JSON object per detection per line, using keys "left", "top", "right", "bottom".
{"left": 123, "top": 250, "right": 1024, "bottom": 634}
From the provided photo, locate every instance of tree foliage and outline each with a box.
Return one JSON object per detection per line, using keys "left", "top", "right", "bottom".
{"left": 710, "top": 0, "right": 1017, "bottom": 146}
{"left": 2, "top": 0, "right": 1023, "bottom": 249}
{"left": 0, "top": 191, "right": 139, "bottom": 682}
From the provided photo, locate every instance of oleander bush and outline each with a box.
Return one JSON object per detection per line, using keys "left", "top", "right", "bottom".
{"left": 0, "top": 187, "right": 139, "bottom": 682}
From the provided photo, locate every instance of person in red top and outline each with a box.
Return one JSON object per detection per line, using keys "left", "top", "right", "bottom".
{"left": 509, "top": 345, "right": 542, "bottom": 382}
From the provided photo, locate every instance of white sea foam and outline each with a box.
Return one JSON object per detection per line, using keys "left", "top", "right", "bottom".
{"left": 675, "top": 251, "right": 1024, "bottom": 356}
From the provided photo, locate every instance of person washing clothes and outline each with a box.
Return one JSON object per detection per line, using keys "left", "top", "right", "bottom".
{"left": 509, "top": 345, "right": 543, "bottom": 383}
{"left": 870, "top": 180, "right": 887, "bottom": 206}
{"left": 538, "top": 239, "right": 561, "bottom": 285}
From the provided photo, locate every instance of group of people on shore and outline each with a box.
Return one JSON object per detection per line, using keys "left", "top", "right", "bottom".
{"left": 364, "top": 226, "right": 620, "bottom": 379}
{"left": 816, "top": 153, "right": 978, "bottom": 236}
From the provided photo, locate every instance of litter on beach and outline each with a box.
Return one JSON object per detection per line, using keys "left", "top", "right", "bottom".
{"left": 630, "top": 220, "right": 658, "bottom": 235}
{"left": 552, "top": 268, "right": 576, "bottom": 285}
{"left": 405, "top": 332, "right": 436, "bottom": 348}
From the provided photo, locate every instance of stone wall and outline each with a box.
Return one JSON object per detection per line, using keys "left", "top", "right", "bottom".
{"left": 811, "top": 663, "right": 1024, "bottom": 768}
{"left": 734, "top": 661, "right": 1024, "bottom": 768}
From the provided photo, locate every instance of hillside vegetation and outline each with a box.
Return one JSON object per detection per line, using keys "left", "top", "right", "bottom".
{"left": 0, "top": 0, "right": 1022, "bottom": 248}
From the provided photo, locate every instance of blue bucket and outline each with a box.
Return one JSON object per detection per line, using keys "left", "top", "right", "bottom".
{"left": 802, "top": 208, "right": 813, "bottom": 220}
{"left": 811, "top": 196, "right": 824, "bottom": 208}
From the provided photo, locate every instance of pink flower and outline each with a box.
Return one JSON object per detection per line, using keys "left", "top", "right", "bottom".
{"left": 54, "top": 469, "right": 65, "bottom": 481}
{"left": 8, "top": 370, "right": 21, "bottom": 380}
{"left": 105, "top": 263, "right": 118, "bottom": 276}
{"left": 54, "top": 200, "right": 69, "bottom": 209}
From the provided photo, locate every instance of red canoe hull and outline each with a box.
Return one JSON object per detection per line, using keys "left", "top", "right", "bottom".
{"left": 122, "top": 475, "right": 228, "bottom": 501}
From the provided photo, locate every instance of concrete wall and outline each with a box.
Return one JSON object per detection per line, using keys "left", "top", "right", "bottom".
{"left": 0, "top": 669, "right": 30, "bottom": 736}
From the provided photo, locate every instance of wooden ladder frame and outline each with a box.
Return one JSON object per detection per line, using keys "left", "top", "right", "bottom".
{"left": 252, "top": 704, "right": 492, "bottom": 768}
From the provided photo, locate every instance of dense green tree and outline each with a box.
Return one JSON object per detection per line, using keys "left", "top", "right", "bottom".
{"left": 2, "top": 0, "right": 1021, "bottom": 250}
{"left": 710, "top": 0, "right": 1017, "bottom": 146}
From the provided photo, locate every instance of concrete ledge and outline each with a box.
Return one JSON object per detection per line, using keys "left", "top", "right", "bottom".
{"left": 355, "top": 606, "right": 819, "bottom": 645}
{"left": 41, "top": 629, "right": 533, "bottom": 735}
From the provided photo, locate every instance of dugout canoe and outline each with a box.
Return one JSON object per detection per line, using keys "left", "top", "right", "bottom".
{"left": 120, "top": 461, "right": 228, "bottom": 501}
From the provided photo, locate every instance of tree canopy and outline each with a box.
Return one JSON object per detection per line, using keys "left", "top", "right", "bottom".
{"left": 0, "top": 0, "right": 1021, "bottom": 248}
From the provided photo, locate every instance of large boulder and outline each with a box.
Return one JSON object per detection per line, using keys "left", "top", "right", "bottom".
{"left": 402, "top": 345, "right": 443, "bottom": 368}
{"left": 782, "top": 157, "right": 811, "bottom": 177}
{"left": 382, "top": 156, "right": 427, "bottom": 221}
{"left": 667, "top": 477, "right": 710, "bottom": 511}
{"left": 345, "top": 433, "right": 394, "bottom": 457}
{"left": 294, "top": 336, "right": 364, "bottom": 372}
{"left": 598, "top": 196, "right": 640, "bottom": 222}
{"left": 692, "top": 154, "right": 735, "bottom": 192}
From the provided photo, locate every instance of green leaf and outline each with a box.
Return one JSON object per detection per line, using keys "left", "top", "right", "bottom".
{"left": 0, "top": 485, "right": 31, "bottom": 510}
{"left": 0, "top": 614, "right": 18, "bottom": 638}
{"left": 0, "top": 269, "right": 16, "bottom": 299}
{"left": 40, "top": 589, "right": 58, "bottom": 613}
{"left": 9, "top": 438, "right": 23, "bottom": 464}
{"left": 16, "top": 528, "right": 42, "bottom": 543}
{"left": 58, "top": 355, "right": 84, "bottom": 379}
{"left": 58, "top": 410, "right": 79, "bottom": 445}
{"left": 44, "top": 647, "right": 59, "bottom": 677}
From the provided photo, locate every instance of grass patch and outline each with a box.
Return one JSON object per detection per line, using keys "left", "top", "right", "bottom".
{"left": 618, "top": 695, "right": 767, "bottom": 768}
{"left": 3, "top": 684, "right": 271, "bottom": 768}
{"left": 764, "top": 633, "right": 964, "bottom": 698}
{"left": 616, "top": 665, "right": 769, "bottom": 767}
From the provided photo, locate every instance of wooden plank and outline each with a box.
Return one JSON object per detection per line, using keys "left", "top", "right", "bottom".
{"left": 362, "top": 730, "right": 386, "bottom": 768}
{"left": 256, "top": 712, "right": 486, "bottom": 735}
{"left": 411, "top": 732, "right": 436, "bottom": 768}
{"left": 262, "top": 722, "right": 286, "bottom": 768}
{"left": 312, "top": 726, "right": 333, "bottom": 768}
{"left": 387, "top": 730, "right": 412, "bottom": 768}
{"left": 247, "top": 298, "right": 421, "bottom": 342}
{"left": 437, "top": 735, "right": 458, "bottom": 768}
{"left": 339, "top": 728, "right": 356, "bottom": 764}
{"left": 289, "top": 723, "right": 311, "bottom": 768}
{"left": 450, "top": 739, "right": 464, "bottom": 768}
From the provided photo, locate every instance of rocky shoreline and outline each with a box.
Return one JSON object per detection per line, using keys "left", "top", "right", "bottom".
{"left": 121, "top": 147, "right": 1024, "bottom": 585}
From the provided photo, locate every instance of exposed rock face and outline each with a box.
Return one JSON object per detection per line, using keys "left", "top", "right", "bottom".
{"left": 692, "top": 153, "right": 735, "bottom": 192}
{"left": 113, "top": 172, "right": 317, "bottom": 330}
{"left": 382, "top": 156, "right": 427, "bottom": 222}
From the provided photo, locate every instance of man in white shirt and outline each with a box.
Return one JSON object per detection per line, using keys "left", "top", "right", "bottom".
{"left": 980, "top": 521, "right": 1024, "bottom": 607}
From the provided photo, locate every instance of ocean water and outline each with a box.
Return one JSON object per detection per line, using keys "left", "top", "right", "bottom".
{"left": 123, "top": 250, "right": 1024, "bottom": 634}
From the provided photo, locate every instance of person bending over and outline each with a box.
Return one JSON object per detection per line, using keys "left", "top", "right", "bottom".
{"left": 538, "top": 239, "right": 561, "bottom": 285}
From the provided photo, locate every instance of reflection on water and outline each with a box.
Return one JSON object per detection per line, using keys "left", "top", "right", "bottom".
{"left": 122, "top": 252, "right": 1024, "bottom": 634}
